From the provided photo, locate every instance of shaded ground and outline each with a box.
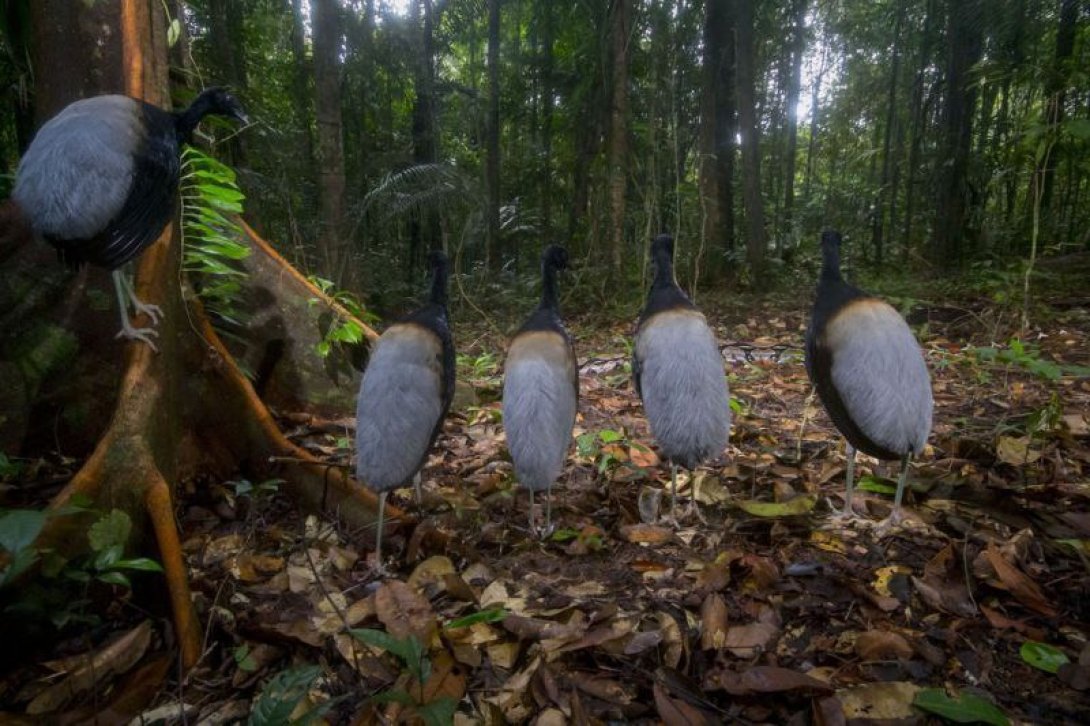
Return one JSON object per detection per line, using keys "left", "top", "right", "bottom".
{"left": 2, "top": 270, "right": 1090, "bottom": 724}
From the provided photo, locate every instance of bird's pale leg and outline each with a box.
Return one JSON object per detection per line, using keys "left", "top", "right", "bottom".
{"left": 669, "top": 463, "right": 679, "bottom": 523}
{"left": 116, "top": 269, "right": 163, "bottom": 324}
{"left": 843, "top": 442, "right": 857, "bottom": 515}
{"left": 528, "top": 489, "right": 536, "bottom": 535}
{"left": 374, "top": 491, "right": 387, "bottom": 570}
{"left": 413, "top": 471, "right": 422, "bottom": 506}
{"left": 112, "top": 270, "right": 159, "bottom": 351}
{"left": 889, "top": 454, "right": 911, "bottom": 524}
{"left": 544, "top": 486, "right": 552, "bottom": 536}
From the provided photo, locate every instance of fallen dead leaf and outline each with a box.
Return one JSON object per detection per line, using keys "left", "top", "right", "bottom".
{"left": 984, "top": 542, "right": 1057, "bottom": 617}
{"left": 700, "top": 594, "right": 729, "bottom": 650}
{"left": 619, "top": 523, "right": 674, "bottom": 544}
{"left": 855, "top": 630, "right": 913, "bottom": 661}
{"left": 724, "top": 621, "right": 779, "bottom": 658}
{"left": 653, "top": 682, "right": 717, "bottom": 725}
{"left": 375, "top": 579, "right": 438, "bottom": 643}
{"left": 838, "top": 681, "right": 920, "bottom": 719}
{"left": 716, "top": 666, "right": 834, "bottom": 696}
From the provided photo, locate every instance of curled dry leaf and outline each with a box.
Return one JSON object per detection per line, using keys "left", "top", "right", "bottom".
{"left": 407, "top": 555, "right": 456, "bottom": 594}
{"left": 983, "top": 543, "right": 1057, "bottom": 617}
{"left": 724, "top": 621, "right": 779, "bottom": 658}
{"left": 653, "top": 682, "right": 718, "bottom": 726}
{"left": 619, "top": 523, "right": 674, "bottom": 545}
{"left": 854, "top": 630, "right": 914, "bottom": 661}
{"left": 700, "top": 594, "right": 729, "bottom": 650}
{"left": 715, "top": 666, "right": 834, "bottom": 697}
{"left": 375, "top": 579, "right": 438, "bottom": 643}
{"left": 658, "top": 611, "right": 685, "bottom": 669}
{"left": 838, "top": 681, "right": 920, "bottom": 720}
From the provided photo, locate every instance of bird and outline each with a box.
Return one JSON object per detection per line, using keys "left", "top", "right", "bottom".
{"left": 355, "top": 250, "right": 454, "bottom": 567}
{"left": 503, "top": 245, "right": 578, "bottom": 536}
{"left": 633, "top": 234, "right": 731, "bottom": 522}
{"left": 805, "top": 230, "right": 932, "bottom": 526}
{"left": 5, "top": 87, "right": 248, "bottom": 350}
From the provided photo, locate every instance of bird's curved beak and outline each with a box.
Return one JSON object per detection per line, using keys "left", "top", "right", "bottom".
{"left": 232, "top": 109, "right": 250, "bottom": 125}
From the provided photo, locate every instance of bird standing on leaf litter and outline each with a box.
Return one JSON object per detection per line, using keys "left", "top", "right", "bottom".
{"left": 805, "top": 230, "right": 932, "bottom": 527}
{"left": 3, "top": 87, "right": 248, "bottom": 350}
{"left": 355, "top": 250, "right": 454, "bottom": 568}
{"left": 633, "top": 234, "right": 732, "bottom": 522}
{"left": 503, "top": 245, "right": 578, "bottom": 537}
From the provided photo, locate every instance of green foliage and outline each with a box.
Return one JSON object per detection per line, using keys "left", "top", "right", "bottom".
{"left": 445, "top": 606, "right": 508, "bottom": 629}
{"left": 0, "top": 503, "right": 163, "bottom": 629}
{"left": 248, "top": 664, "right": 332, "bottom": 726}
{"left": 457, "top": 350, "right": 499, "bottom": 381}
{"left": 913, "top": 688, "right": 1010, "bottom": 726}
{"left": 308, "top": 276, "right": 379, "bottom": 359}
{"left": 575, "top": 428, "right": 637, "bottom": 476}
{"left": 1019, "top": 641, "right": 1070, "bottom": 674}
{"left": 349, "top": 628, "right": 457, "bottom": 720}
{"left": 180, "top": 146, "right": 251, "bottom": 327}
{"left": 971, "top": 338, "right": 1090, "bottom": 381}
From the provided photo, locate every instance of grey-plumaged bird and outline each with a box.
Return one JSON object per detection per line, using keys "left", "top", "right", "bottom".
{"left": 6, "top": 87, "right": 248, "bottom": 350}
{"left": 633, "top": 234, "right": 731, "bottom": 521}
{"left": 805, "top": 230, "right": 932, "bottom": 524}
{"left": 355, "top": 250, "right": 454, "bottom": 566}
{"left": 503, "top": 245, "right": 578, "bottom": 536}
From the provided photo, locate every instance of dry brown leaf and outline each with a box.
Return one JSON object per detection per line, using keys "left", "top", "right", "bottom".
{"left": 837, "top": 681, "right": 920, "bottom": 719}
{"left": 407, "top": 555, "right": 456, "bottom": 594}
{"left": 984, "top": 542, "right": 1057, "bottom": 617}
{"left": 27, "top": 621, "right": 153, "bottom": 714}
{"left": 724, "top": 621, "right": 779, "bottom": 658}
{"left": 717, "top": 666, "right": 834, "bottom": 696}
{"left": 854, "top": 630, "right": 913, "bottom": 661}
{"left": 487, "top": 641, "right": 521, "bottom": 669}
{"left": 619, "top": 523, "right": 674, "bottom": 544}
{"left": 700, "top": 594, "right": 729, "bottom": 650}
{"left": 658, "top": 611, "right": 685, "bottom": 668}
{"left": 653, "top": 682, "right": 717, "bottom": 726}
{"left": 375, "top": 580, "right": 438, "bottom": 643}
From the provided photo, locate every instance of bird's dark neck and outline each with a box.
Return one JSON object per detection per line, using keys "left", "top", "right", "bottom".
{"left": 652, "top": 248, "right": 676, "bottom": 291}
{"left": 429, "top": 261, "right": 449, "bottom": 309}
{"left": 820, "top": 242, "right": 843, "bottom": 284}
{"left": 640, "top": 249, "right": 693, "bottom": 324}
{"left": 173, "top": 94, "right": 215, "bottom": 143}
{"left": 540, "top": 261, "right": 560, "bottom": 315}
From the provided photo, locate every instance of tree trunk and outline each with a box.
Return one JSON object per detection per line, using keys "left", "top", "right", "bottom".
{"left": 698, "top": 0, "right": 724, "bottom": 268}
{"left": 539, "top": 2, "right": 555, "bottom": 246}
{"left": 900, "top": 0, "right": 939, "bottom": 259}
{"left": 410, "top": 0, "right": 440, "bottom": 274}
{"left": 1032, "top": 0, "right": 1077, "bottom": 227}
{"left": 870, "top": 0, "right": 905, "bottom": 266}
{"left": 606, "top": 0, "right": 630, "bottom": 276}
{"left": 289, "top": 0, "right": 315, "bottom": 171}
{"left": 313, "top": 0, "right": 349, "bottom": 287}
{"left": 803, "top": 43, "right": 827, "bottom": 202}
{"left": 930, "top": 0, "right": 983, "bottom": 265}
{"left": 486, "top": 0, "right": 501, "bottom": 269}
{"left": 734, "top": 0, "right": 767, "bottom": 279}
{"left": 782, "top": 0, "right": 806, "bottom": 239}
{"left": 8, "top": 0, "right": 400, "bottom": 677}
{"left": 713, "top": 1, "right": 737, "bottom": 260}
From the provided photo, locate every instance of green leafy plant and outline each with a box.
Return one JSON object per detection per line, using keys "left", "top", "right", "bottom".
{"left": 349, "top": 629, "right": 458, "bottom": 725}
{"left": 248, "top": 664, "right": 333, "bottom": 726}
{"left": 913, "top": 687, "right": 1009, "bottom": 726}
{"left": 457, "top": 351, "right": 499, "bottom": 381}
{"left": 444, "top": 606, "right": 508, "bottom": 629}
{"left": 307, "top": 275, "right": 379, "bottom": 359}
{"left": 576, "top": 428, "right": 641, "bottom": 476}
{"left": 1020, "top": 641, "right": 1070, "bottom": 674}
{"left": 180, "top": 146, "right": 251, "bottom": 326}
{"left": 971, "top": 338, "right": 1090, "bottom": 381}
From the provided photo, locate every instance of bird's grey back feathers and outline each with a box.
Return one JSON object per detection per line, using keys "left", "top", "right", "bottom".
{"left": 14, "top": 96, "right": 143, "bottom": 240}
{"left": 635, "top": 309, "right": 731, "bottom": 469}
{"left": 356, "top": 323, "right": 445, "bottom": 492}
{"left": 503, "top": 331, "right": 578, "bottom": 492}
{"left": 825, "top": 299, "right": 932, "bottom": 455}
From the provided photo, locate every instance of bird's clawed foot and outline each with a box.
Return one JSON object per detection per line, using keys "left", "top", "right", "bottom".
{"left": 116, "top": 321, "right": 160, "bottom": 351}
{"left": 132, "top": 299, "right": 163, "bottom": 325}
{"left": 874, "top": 507, "right": 906, "bottom": 538}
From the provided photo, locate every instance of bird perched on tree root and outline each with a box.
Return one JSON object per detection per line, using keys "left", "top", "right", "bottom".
{"left": 503, "top": 245, "right": 578, "bottom": 537}
{"left": 2, "top": 87, "right": 248, "bottom": 350}
{"left": 634, "top": 234, "right": 731, "bottom": 522}
{"left": 355, "top": 250, "right": 454, "bottom": 567}
{"left": 805, "top": 230, "right": 932, "bottom": 527}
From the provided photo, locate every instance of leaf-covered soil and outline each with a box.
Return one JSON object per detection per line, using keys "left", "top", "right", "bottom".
{"left": 3, "top": 271, "right": 1090, "bottom": 724}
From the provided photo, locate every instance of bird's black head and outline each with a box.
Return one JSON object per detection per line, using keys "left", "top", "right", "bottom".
{"left": 427, "top": 249, "right": 450, "bottom": 306}
{"left": 196, "top": 86, "right": 249, "bottom": 124}
{"left": 542, "top": 244, "right": 569, "bottom": 272}
{"left": 651, "top": 234, "right": 675, "bottom": 259}
{"left": 427, "top": 249, "right": 449, "bottom": 274}
{"left": 821, "top": 229, "right": 842, "bottom": 249}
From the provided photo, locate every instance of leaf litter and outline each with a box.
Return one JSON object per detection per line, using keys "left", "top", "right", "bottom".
{"left": 3, "top": 288, "right": 1090, "bottom": 723}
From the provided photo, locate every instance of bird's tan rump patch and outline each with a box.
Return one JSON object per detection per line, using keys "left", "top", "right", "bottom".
{"left": 822, "top": 297, "right": 901, "bottom": 350}
{"left": 508, "top": 330, "right": 575, "bottom": 373}
{"left": 643, "top": 307, "right": 708, "bottom": 328}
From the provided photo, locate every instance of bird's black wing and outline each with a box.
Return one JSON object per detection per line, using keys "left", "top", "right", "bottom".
{"left": 631, "top": 335, "right": 643, "bottom": 399}
{"left": 89, "top": 108, "right": 181, "bottom": 270}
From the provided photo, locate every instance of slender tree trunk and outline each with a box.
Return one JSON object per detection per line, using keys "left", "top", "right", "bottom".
{"left": 486, "top": 0, "right": 501, "bottom": 269}
{"left": 288, "top": 0, "right": 314, "bottom": 173}
{"left": 713, "top": 1, "right": 736, "bottom": 259}
{"left": 870, "top": 0, "right": 905, "bottom": 266}
{"left": 734, "top": 0, "right": 767, "bottom": 279}
{"left": 901, "top": 0, "right": 938, "bottom": 259}
{"left": 312, "top": 0, "right": 349, "bottom": 286}
{"left": 1032, "top": 0, "right": 1077, "bottom": 227}
{"left": 782, "top": 0, "right": 806, "bottom": 239}
{"left": 803, "top": 43, "right": 827, "bottom": 202}
{"left": 410, "top": 0, "right": 440, "bottom": 273}
{"left": 699, "top": 0, "right": 724, "bottom": 266}
{"left": 606, "top": 0, "right": 630, "bottom": 276}
{"left": 540, "top": 2, "right": 555, "bottom": 246}
{"left": 929, "top": 0, "right": 983, "bottom": 266}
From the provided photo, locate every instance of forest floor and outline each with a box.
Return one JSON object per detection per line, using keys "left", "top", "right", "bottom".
{"left": 3, "top": 259, "right": 1090, "bottom": 724}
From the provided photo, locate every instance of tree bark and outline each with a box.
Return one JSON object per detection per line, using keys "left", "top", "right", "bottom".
{"left": 734, "top": 0, "right": 767, "bottom": 279}
{"left": 289, "top": 0, "right": 315, "bottom": 171}
{"left": 699, "top": 0, "right": 724, "bottom": 268}
{"left": 1032, "top": 0, "right": 1077, "bottom": 225}
{"left": 486, "top": 0, "right": 502, "bottom": 269}
{"left": 782, "top": 0, "right": 806, "bottom": 238}
{"left": 540, "top": 1, "right": 555, "bottom": 246}
{"left": 312, "top": 0, "right": 350, "bottom": 287}
{"left": 9, "top": 0, "right": 400, "bottom": 677}
{"left": 870, "top": 0, "right": 905, "bottom": 266}
{"left": 410, "top": 0, "right": 441, "bottom": 274}
{"left": 900, "top": 0, "right": 939, "bottom": 258}
{"left": 605, "top": 0, "right": 630, "bottom": 276}
{"left": 930, "top": 0, "right": 983, "bottom": 265}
